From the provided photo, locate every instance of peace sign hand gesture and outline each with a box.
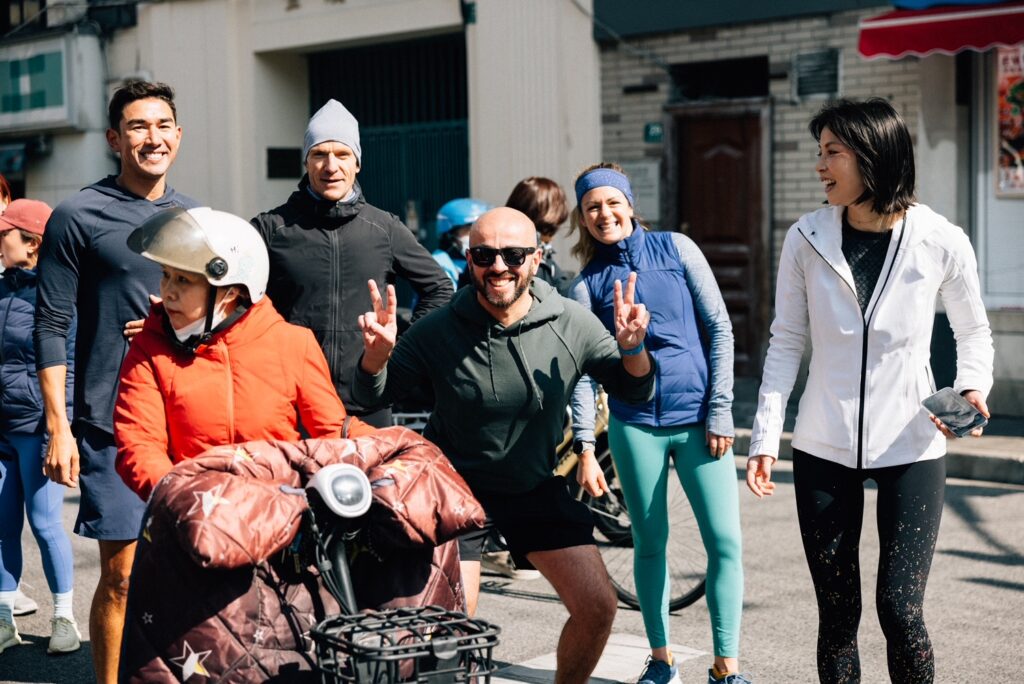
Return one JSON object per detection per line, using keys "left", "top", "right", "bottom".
{"left": 613, "top": 272, "right": 649, "bottom": 352}
{"left": 358, "top": 280, "right": 398, "bottom": 374}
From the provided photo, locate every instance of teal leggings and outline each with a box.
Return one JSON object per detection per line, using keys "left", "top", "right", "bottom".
{"left": 608, "top": 417, "right": 744, "bottom": 657}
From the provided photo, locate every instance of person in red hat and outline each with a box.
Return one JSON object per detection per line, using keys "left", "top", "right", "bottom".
{"left": 0, "top": 199, "right": 81, "bottom": 656}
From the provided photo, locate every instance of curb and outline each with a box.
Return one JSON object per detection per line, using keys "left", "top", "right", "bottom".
{"left": 733, "top": 429, "right": 1024, "bottom": 485}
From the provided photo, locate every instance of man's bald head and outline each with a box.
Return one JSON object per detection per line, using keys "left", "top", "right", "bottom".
{"left": 470, "top": 207, "right": 538, "bottom": 248}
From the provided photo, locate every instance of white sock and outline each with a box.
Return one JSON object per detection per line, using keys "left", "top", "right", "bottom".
{"left": 0, "top": 590, "right": 16, "bottom": 624}
{"left": 52, "top": 590, "right": 74, "bottom": 621}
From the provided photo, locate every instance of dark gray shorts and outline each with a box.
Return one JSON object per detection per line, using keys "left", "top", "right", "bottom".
{"left": 74, "top": 423, "right": 146, "bottom": 541}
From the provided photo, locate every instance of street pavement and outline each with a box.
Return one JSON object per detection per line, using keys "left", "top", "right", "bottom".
{"left": 6, "top": 460, "right": 1023, "bottom": 683}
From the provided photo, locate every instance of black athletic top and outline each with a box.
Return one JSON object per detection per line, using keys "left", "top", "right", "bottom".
{"left": 841, "top": 213, "right": 892, "bottom": 314}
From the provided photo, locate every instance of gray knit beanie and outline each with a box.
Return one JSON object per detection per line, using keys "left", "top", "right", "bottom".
{"left": 302, "top": 99, "right": 362, "bottom": 165}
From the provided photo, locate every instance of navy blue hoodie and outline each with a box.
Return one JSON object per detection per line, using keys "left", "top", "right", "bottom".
{"left": 0, "top": 267, "right": 74, "bottom": 438}
{"left": 34, "top": 176, "right": 197, "bottom": 435}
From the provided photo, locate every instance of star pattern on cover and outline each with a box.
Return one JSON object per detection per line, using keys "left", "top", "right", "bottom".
{"left": 230, "top": 446, "right": 253, "bottom": 466}
{"left": 187, "top": 482, "right": 231, "bottom": 518}
{"left": 170, "top": 640, "right": 212, "bottom": 680}
{"left": 142, "top": 612, "right": 154, "bottom": 625}
{"left": 384, "top": 459, "right": 410, "bottom": 479}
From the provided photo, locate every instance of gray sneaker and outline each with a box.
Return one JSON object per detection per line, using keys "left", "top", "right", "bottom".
{"left": 12, "top": 590, "right": 37, "bottom": 617}
{"left": 480, "top": 551, "right": 541, "bottom": 580}
{"left": 0, "top": 621, "right": 22, "bottom": 654}
{"left": 47, "top": 617, "right": 82, "bottom": 654}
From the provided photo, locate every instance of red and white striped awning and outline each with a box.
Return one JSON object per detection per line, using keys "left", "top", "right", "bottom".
{"left": 858, "top": 1, "right": 1024, "bottom": 59}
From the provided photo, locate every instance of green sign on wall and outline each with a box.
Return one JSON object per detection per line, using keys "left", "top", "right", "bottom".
{"left": 1, "top": 51, "right": 64, "bottom": 114}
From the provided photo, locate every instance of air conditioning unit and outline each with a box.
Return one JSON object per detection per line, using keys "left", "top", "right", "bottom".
{"left": 792, "top": 49, "right": 841, "bottom": 102}
{"left": 46, "top": 0, "right": 88, "bottom": 28}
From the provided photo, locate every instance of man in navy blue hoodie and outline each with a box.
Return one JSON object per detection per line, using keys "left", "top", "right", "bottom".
{"left": 34, "top": 81, "right": 197, "bottom": 684}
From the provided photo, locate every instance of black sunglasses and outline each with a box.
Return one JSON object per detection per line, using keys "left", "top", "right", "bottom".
{"left": 468, "top": 246, "right": 537, "bottom": 267}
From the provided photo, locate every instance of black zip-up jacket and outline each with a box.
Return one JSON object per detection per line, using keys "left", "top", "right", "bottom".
{"left": 252, "top": 178, "right": 453, "bottom": 413}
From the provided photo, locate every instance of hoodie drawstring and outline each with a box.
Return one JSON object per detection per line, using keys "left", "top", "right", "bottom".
{"left": 514, "top": 320, "right": 544, "bottom": 412}
{"left": 486, "top": 325, "right": 499, "bottom": 402}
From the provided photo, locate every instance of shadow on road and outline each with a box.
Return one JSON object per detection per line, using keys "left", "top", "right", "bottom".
{"left": 0, "top": 635, "right": 94, "bottom": 684}
{"left": 480, "top": 580, "right": 564, "bottom": 606}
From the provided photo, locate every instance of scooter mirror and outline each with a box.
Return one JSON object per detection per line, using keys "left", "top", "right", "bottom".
{"left": 307, "top": 463, "right": 372, "bottom": 519}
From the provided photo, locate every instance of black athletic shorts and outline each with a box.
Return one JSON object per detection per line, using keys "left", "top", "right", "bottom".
{"left": 457, "top": 475, "right": 595, "bottom": 569}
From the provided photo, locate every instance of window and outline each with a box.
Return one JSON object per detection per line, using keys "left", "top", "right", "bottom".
{"left": 2, "top": 1, "right": 46, "bottom": 36}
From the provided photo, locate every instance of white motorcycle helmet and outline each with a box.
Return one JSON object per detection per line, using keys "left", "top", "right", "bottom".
{"left": 128, "top": 206, "right": 269, "bottom": 303}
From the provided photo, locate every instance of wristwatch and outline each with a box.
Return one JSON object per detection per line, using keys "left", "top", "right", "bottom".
{"left": 572, "top": 439, "right": 596, "bottom": 455}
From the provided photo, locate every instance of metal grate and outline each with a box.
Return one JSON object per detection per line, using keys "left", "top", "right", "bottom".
{"left": 309, "top": 32, "right": 467, "bottom": 127}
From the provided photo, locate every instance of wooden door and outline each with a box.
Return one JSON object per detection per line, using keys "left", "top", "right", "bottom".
{"left": 677, "top": 112, "right": 768, "bottom": 377}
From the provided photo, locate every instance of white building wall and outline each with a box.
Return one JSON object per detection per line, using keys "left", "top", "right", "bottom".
{"left": 19, "top": 0, "right": 599, "bottom": 244}
{"left": 468, "top": 0, "right": 601, "bottom": 267}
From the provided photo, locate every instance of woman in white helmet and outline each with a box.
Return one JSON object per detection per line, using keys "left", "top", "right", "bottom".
{"left": 112, "top": 207, "right": 376, "bottom": 501}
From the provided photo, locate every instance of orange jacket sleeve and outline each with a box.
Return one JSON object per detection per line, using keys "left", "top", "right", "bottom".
{"left": 114, "top": 339, "right": 175, "bottom": 501}
{"left": 295, "top": 329, "right": 376, "bottom": 439}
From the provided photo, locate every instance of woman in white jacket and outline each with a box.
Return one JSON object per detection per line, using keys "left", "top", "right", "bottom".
{"left": 747, "top": 99, "right": 993, "bottom": 684}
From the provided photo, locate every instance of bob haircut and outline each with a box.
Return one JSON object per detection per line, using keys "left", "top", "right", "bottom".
{"left": 809, "top": 98, "right": 916, "bottom": 216}
{"left": 505, "top": 177, "right": 568, "bottom": 239}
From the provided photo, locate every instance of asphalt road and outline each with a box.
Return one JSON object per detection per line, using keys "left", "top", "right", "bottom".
{"left": 6, "top": 461, "right": 1024, "bottom": 683}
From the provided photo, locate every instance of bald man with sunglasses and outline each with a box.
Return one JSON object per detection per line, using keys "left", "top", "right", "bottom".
{"left": 353, "top": 207, "right": 655, "bottom": 684}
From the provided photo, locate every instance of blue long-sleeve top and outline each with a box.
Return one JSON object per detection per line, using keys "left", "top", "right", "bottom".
{"left": 570, "top": 228, "right": 734, "bottom": 443}
{"left": 33, "top": 177, "right": 197, "bottom": 435}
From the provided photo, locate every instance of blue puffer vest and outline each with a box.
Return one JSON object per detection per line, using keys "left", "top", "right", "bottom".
{"left": 580, "top": 224, "right": 709, "bottom": 427}
{"left": 0, "top": 267, "right": 74, "bottom": 434}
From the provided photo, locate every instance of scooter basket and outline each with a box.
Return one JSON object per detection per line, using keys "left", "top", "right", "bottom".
{"left": 312, "top": 605, "right": 500, "bottom": 683}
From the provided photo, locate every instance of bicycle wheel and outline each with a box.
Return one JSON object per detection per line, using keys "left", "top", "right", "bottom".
{"left": 576, "top": 441, "right": 707, "bottom": 611}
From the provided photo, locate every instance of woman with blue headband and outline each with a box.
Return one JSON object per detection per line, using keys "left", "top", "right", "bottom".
{"left": 569, "top": 163, "right": 748, "bottom": 684}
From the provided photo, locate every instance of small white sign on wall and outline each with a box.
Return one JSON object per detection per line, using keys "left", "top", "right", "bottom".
{"left": 620, "top": 161, "right": 661, "bottom": 226}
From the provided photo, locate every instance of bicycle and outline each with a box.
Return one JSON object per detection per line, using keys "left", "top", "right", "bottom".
{"left": 302, "top": 463, "right": 501, "bottom": 682}
{"left": 392, "top": 392, "right": 708, "bottom": 612}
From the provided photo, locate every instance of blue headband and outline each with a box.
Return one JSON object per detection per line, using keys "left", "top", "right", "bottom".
{"left": 574, "top": 168, "right": 634, "bottom": 207}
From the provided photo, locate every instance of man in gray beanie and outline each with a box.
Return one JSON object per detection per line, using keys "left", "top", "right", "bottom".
{"left": 252, "top": 99, "right": 452, "bottom": 427}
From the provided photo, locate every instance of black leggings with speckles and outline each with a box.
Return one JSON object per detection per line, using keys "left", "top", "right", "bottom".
{"left": 793, "top": 450, "right": 945, "bottom": 684}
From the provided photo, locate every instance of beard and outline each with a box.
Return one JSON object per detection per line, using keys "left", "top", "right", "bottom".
{"left": 469, "top": 263, "right": 534, "bottom": 309}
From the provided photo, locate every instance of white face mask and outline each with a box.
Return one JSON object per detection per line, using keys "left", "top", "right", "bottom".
{"left": 171, "top": 288, "right": 236, "bottom": 342}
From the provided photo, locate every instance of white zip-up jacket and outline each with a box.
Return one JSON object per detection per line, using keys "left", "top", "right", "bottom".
{"left": 750, "top": 204, "right": 993, "bottom": 469}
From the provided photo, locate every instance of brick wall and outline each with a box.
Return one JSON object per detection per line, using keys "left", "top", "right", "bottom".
{"left": 599, "top": 8, "right": 921, "bottom": 275}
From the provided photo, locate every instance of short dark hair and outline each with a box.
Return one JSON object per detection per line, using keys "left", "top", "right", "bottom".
{"left": 107, "top": 80, "right": 177, "bottom": 131}
{"left": 809, "top": 98, "right": 916, "bottom": 216}
{"left": 505, "top": 177, "right": 569, "bottom": 239}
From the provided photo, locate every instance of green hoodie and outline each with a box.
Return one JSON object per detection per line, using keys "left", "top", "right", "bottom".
{"left": 353, "top": 278, "right": 655, "bottom": 495}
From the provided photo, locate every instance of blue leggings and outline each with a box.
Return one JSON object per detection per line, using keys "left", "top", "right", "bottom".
{"left": 608, "top": 418, "right": 744, "bottom": 657}
{"left": 0, "top": 432, "right": 74, "bottom": 593}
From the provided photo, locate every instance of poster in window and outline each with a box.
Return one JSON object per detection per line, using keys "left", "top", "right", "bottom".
{"left": 997, "top": 46, "right": 1024, "bottom": 197}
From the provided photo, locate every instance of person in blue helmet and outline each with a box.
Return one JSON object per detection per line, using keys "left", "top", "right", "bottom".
{"left": 432, "top": 198, "right": 492, "bottom": 287}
